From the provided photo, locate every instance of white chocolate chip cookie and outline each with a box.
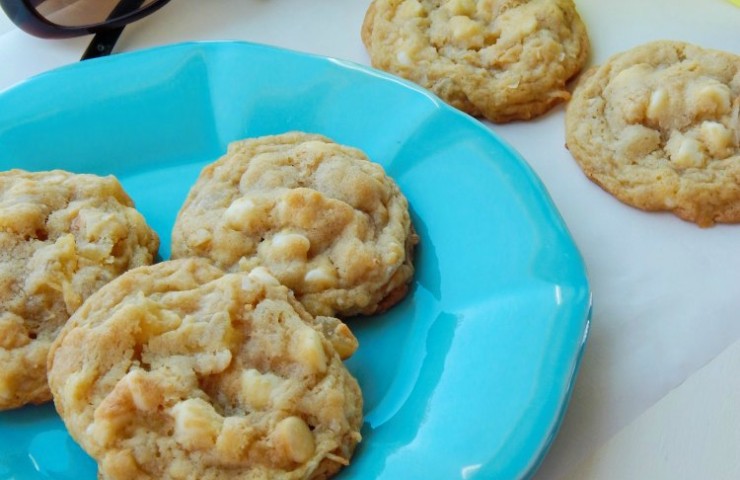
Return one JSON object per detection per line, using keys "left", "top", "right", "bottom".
{"left": 47, "top": 258, "right": 362, "bottom": 480}
{"left": 0, "top": 169, "right": 159, "bottom": 410}
{"left": 171, "top": 132, "right": 418, "bottom": 318}
{"left": 361, "top": 0, "right": 590, "bottom": 122}
{"left": 565, "top": 41, "right": 740, "bottom": 227}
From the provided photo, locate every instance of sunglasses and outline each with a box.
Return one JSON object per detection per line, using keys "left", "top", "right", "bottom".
{"left": 0, "top": 0, "right": 170, "bottom": 60}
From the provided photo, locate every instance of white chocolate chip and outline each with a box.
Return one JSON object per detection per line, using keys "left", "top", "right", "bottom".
{"left": 240, "top": 369, "right": 284, "bottom": 410}
{"left": 272, "top": 416, "right": 316, "bottom": 464}
{"left": 121, "top": 370, "right": 160, "bottom": 412}
{"left": 610, "top": 64, "right": 651, "bottom": 89}
{"left": 448, "top": 15, "right": 484, "bottom": 47}
{"left": 444, "top": 0, "right": 475, "bottom": 16}
{"left": 247, "top": 266, "right": 280, "bottom": 286}
{"left": 170, "top": 398, "right": 223, "bottom": 451}
{"left": 615, "top": 125, "right": 661, "bottom": 162}
{"left": 304, "top": 265, "right": 337, "bottom": 289}
{"left": 396, "top": 50, "right": 412, "bottom": 66}
{"left": 291, "top": 326, "right": 327, "bottom": 374}
{"left": 318, "top": 319, "right": 359, "bottom": 360}
{"left": 646, "top": 88, "right": 670, "bottom": 122}
{"left": 668, "top": 135, "right": 706, "bottom": 169}
{"left": 223, "top": 198, "right": 257, "bottom": 230}
{"left": 397, "top": 0, "right": 424, "bottom": 19}
{"left": 269, "top": 232, "right": 310, "bottom": 260}
{"left": 603, "top": 64, "right": 653, "bottom": 124}
{"left": 495, "top": 5, "right": 538, "bottom": 39}
{"left": 192, "top": 349, "right": 233, "bottom": 375}
{"left": 700, "top": 121, "right": 733, "bottom": 157}
{"left": 690, "top": 82, "right": 731, "bottom": 117}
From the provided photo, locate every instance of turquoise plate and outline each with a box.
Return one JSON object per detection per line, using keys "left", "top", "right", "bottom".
{"left": 0, "top": 42, "right": 591, "bottom": 479}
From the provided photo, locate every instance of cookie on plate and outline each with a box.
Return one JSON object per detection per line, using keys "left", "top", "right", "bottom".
{"left": 0, "top": 169, "right": 159, "bottom": 410}
{"left": 361, "top": 0, "right": 590, "bottom": 122}
{"left": 171, "top": 132, "right": 418, "bottom": 318}
{"left": 565, "top": 40, "right": 740, "bottom": 227}
{"left": 48, "top": 258, "right": 363, "bottom": 480}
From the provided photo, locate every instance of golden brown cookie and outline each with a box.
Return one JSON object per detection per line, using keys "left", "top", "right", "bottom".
{"left": 171, "top": 132, "right": 418, "bottom": 318}
{"left": 361, "top": 0, "right": 590, "bottom": 122}
{"left": 0, "top": 169, "right": 159, "bottom": 410}
{"left": 565, "top": 41, "right": 740, "bottom": 227}
{"left": 48, "top": 258, "right": 363, "bottom": 480}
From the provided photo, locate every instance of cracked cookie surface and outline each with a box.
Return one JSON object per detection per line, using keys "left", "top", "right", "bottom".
{"left": 48, "top": 258, "right": 362, "bottom": 480}
{"left": 0, "top": 169, "right": 159, "bottom": 410}
{"left": 565, "top": 41, "right": 740, "bottom": 226}
{"left": 171, "top": 132, "right": 417, "bottom": 318}
{"left": 361, "top": 0, "right": 589, "bottom": 122}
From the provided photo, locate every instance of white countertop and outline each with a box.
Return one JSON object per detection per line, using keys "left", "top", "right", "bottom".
{"left": 0, "top": 1, "right": 739, "bottom": 478}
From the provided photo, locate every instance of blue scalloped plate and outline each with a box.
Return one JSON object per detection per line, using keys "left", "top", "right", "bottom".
{"left": 0, "top": 41, "right": 590, "bottom": 480}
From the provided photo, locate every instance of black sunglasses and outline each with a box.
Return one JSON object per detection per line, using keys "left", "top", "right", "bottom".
{"left": 0, "top": 0, "right": 170, "bottom": 60}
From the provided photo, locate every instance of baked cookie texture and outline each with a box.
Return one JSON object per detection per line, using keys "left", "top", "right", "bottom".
{"left": 0, "top": 169, "right": 159, "bottom": 410}
{"left": 565, "top": 41, "right": 740, "bottom": 227}
{"left": 47, "top": 259, "right": 363, "bottom": 480}
{"left": 171, "top": 132, "right": 418, "bottom": 318}
{"left": 361, "top": 0, "right": 590, "bottom": 123}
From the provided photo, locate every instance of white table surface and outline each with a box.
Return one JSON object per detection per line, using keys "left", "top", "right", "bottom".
{"left": 0, "top": 1, "right": 738, "bottom": 478}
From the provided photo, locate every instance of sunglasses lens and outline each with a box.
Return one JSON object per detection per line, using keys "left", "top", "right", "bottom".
{"left": 32, "top": 0, "right": 160, "bottom": 28}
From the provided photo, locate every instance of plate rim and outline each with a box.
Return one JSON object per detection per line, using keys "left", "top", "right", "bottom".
{"left": 0, "top": 40, "right": 592, "bottom": 480}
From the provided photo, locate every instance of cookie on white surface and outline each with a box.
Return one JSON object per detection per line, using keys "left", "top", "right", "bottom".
{"left": 566, "top": 40, "right": 740, "bottom": 226}
{"left": 362, "top": 0, "right": 590, "bottom": 122}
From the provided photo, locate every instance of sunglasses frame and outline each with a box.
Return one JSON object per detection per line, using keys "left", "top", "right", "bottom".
{"left": 0, "top": 0, "right": 170, "bottom": 38}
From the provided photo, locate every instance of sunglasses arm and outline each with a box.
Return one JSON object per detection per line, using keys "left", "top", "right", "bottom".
{"left": 81, "top": 26, "right": 125, "bottom": 61}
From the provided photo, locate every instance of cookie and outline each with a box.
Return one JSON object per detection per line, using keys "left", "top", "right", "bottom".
{"left": 361, "top": 0, "right": 590, "bottom": 123}
{"left": 0, "top": 169, "right": 159, "bottom": 410}
{"left": 47, "top": 258, "right": 363, "bottom": 480}
{"left": 171, "top": 132, "right": 418, "bottom": 318}
{"left": 565, "top": 41, "right": 740, "bottom": 227}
